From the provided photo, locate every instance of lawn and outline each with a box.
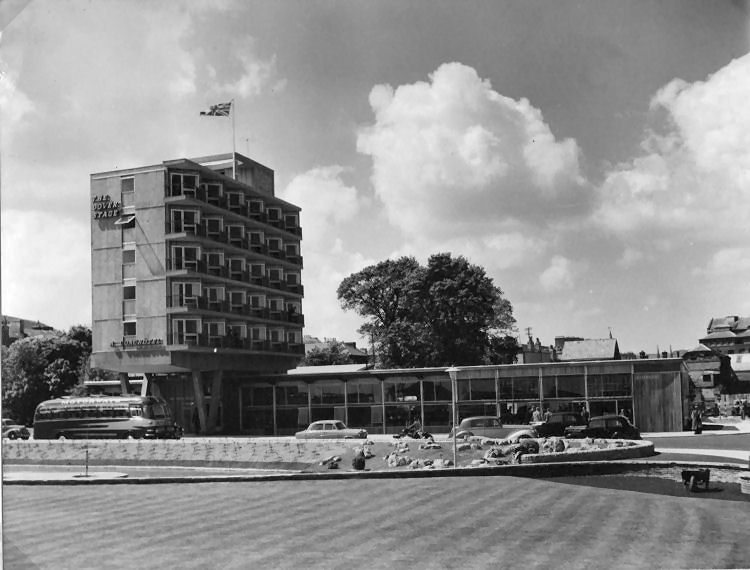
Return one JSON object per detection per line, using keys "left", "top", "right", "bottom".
{"left": 4, "top": 475, "right": 750, "bottom": 569}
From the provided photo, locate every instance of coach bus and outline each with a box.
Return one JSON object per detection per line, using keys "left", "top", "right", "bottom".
{"left": 33, "top": 395, "right": 181, "bottom": 440}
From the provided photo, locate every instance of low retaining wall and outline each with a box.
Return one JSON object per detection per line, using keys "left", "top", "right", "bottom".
{"left": 519, "top": 439, "right": 655, "bottom": 464}
{"left": 1, "top": 438, "right": 365, "bottom": 470}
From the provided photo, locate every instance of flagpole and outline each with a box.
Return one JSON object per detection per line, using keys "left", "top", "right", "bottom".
{"left": 231, "top": 98, "right": 236, "bottom": 180}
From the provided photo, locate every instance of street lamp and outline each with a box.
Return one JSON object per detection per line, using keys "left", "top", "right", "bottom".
{"left": 446, "top": 365, "right": 460, "bottom": 469}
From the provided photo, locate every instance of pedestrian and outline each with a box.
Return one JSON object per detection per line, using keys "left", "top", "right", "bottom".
{"left": 691, "top": 406, "right": 702, "bottom": 434}
{"left": 581, "top": 404, "right": 590, "bottom": 424}
{"left": 532, "top": 406, "right": 542, "bottom": 423}
{"left": 543, "top": 407, "right": 551, "bottom": 422}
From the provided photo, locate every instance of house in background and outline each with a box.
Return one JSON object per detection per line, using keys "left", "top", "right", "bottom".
{"left": 700, "top": 315, "right": 750, "bottom": 356}
{"left": 303, "top": 335, "right": 369, "bottom": 364}
{"left": 1, "top": 315, "right": 56, "bottom": 347}
{"left": 559, "top": 338, "right": 621, "bottom": 361}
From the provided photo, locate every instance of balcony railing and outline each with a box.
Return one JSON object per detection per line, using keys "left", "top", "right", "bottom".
{"left": 167, "top": 295, "right": 305, "bottom": 325}
{"left": 167, "top": 332, "right": 304, "bottom": 355}
{"left": 167, "top": 184, "right": 303, "bottom": 237}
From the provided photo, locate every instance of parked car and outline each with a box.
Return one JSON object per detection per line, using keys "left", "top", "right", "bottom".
{"left": 504, "top": 428, "right": 537, "bottom": 443}
{"left": 534, "top": 412, "right": 586, "bottom": 438}
{"left": 2, "top": 418, "right": 31, "bottom": 440}
{"left": 295, "top": 420, "right": 367, "bottom": 440}
{"left": 449, "top": 416, "right": 505, "bottom": 439}
{"left": 564, "top": 414, "right": 641, "bottom": 440}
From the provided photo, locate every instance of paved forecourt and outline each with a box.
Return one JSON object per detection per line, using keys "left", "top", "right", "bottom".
{"left": 4, "top": 474, "right": 750, "bottom": 569}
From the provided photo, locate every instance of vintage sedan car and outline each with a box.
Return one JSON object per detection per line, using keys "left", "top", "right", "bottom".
{"left": 449, "top": 416, "right": 505, "bottom": 439}
{"left": 534, "top": 412, "right": 586, "bottom": 438}
{"left": 564, "top": 414, "right": 641, "bottom": 440}
{"left": 2, "top": 418, "right": 30, "bottom": 440}
{"left": 295, "top": 420, "right": 367, "bottom": 440}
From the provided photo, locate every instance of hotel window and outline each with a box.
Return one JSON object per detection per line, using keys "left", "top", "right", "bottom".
{"left": 172, "top": 318, "right": 200, "bottom": 344}
{"left": 249, "top": 294, "right": 265, "bottom": 308}
{"left": 170, "top": 173, "right": 198, "bottom": 197}
{"left": 267, "top": 237, "right": 282, "bottom": 252}
{"left": 172, "top": 281, "right": 200, "bottom": 307}
{"left": 251, "top": 326, "right": 266, "bottom": 341}
{"left": 227, "top": 224, "right": 245, "bottom": 243}
{"left": 268, "top": 297, "right": 284, "bottom": 312}
{"left": 249, "top": 231, "right": 264, "bottom": 246}
{"left": 171, "top": 245, "right": 200, "bottom": 271}
{"left": 266, "top": 207, "right": 281, "bottom": 222}
{"left": 228, "top": 257, "right": 245, "bottom": 279}
{"left": 267, "top": 267, "right": 282, "bottom": 283}
{"left": 123, "top": 320, "right": 137, "bottom": 337}
{"left": 203, "top": 182, "right": 223, "bottom": 204}
{"left": 248, "top": 200, "right": 264, "bottom": 215}
{"left": 228, "top": 323, "right": 247, "bottom": 339}
{"left": 227, "top": 191, "right": 244, "bottom": 208}
{"left": 269, "top": 328, "right": 284, "bottom": 343}
{"left": 229, "top": 290, "right": 246, "bottom": 309}
{"left": 286, "top": 301, "right": 301, "bottom": 314}
{"left": 206, "top": 286, "right": 225, "bottom": 302}
{"left": 285, "top": 243, "right": 299, "bottom": 257}
{"left": 287, "top": 330, "right": 300, "bottom": 344}
{"left": 204, "top": 251, "right": 224, "bottom": 270}
{"left": 122, "top": 248, "right": 136, "bottom": 279}
{"left": 284, "top": 214, "right": 298, "bottom": 229}
{"left": 172, "top": 209, "right": 199, "bottom": 233}
{"left": 250, "top": 263, "right": 265, "bottom": 277}
{"left": 286, "top": 272, "right": 299, "bottom": 285}
{"left": 204, "top": 320, "right": 225, "bottom": 339}
{"left": 121, "top": 177, "right": 134, "bottom": 207}
{"left": 123, "top": 284, "right": 136, "bottom": 317}
{"left": 204, "top": 216, "right": 223, "bottom": 238}
{"left": 119, "top": 214, "right": 136, "bottom": 243}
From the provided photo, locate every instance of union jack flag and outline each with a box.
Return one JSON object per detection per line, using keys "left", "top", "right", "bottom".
{"left": 200, "top": 101, "right": 232, "bottom": 117}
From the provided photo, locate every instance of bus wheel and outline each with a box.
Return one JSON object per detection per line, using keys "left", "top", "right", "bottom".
{"left": 127, "top": 432, "right": 142, "bottom": 440}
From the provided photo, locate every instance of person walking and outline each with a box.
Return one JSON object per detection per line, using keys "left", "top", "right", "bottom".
{"left": 691, "top": 406, "right": 702, "bottom": 435}
{"left": 532, "top": 406, "right": 542, "bottom": 423}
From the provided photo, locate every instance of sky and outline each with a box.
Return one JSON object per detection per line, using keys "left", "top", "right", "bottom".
{"left": 1, "top": 0, "right": 750, "bottom": 354}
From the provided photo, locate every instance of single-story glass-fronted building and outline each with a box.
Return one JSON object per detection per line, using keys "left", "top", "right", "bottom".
{"left": 234, "top": 358, "right": 689, "bottom": 435}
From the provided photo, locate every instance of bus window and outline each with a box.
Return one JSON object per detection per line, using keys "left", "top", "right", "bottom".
{"left": 129, "top": 405, "right": 144, "bottom": 417}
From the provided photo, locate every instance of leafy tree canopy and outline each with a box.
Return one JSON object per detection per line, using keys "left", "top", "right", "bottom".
{"left": 299, "top": 340, "right": 353, "bottom": 367}
{"left": 338, "top": 253, "right": 518, "bottom": 368}
{"left": 1, "top": 325, "right": 115, "bottom": 425}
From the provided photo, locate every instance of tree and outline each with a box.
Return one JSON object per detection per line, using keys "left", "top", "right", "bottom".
{"left": 338, "top": 253, "right": 516, "bottom": 368}
{"left": 300, "top": 341, "right": 352, "bottom": 366}
{"left": 1, "top": 325, "right": 109, "bottom": 424}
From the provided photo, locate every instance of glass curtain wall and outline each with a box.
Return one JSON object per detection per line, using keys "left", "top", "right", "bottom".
{"left": 236, "top": 364, "right": 640, "bottom": 435}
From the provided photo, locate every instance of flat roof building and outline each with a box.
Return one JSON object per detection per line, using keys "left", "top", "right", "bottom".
{"left": 90, "top": 153, "right": 304, "bottom": 433}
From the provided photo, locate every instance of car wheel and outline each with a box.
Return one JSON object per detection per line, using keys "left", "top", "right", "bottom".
{"left": 8, "top": 432, "right": 18, "bottom": 440}
{"left": 456, "top": 431, "right": 473, "bottom": 439}
{"left": 57, "top": 433, "right": 67, "bottom": 441}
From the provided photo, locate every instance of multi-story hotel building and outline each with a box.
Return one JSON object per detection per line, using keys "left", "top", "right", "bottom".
{"left": 90, "top": 153, "right": 304, "bottom": 434}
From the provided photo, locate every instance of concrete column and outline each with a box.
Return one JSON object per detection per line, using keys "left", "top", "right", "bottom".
{"left": 140, "top": 375, "right": 150, "bottom": 397}
{"left": 192, "top": 371, "right": 207, "bottom": 434}
{"left": 206, "top": 370, "right": 223, "bottom": 434}
{"left": 119, "top": 372, "right": 132, "bottom": 395}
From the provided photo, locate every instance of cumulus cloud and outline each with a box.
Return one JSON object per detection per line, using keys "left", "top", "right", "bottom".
{"left": 596, "top": 53, "right": 750, "bottom": 247}
{"left": 279, "top": 167, "right": 373, "bottom": 341}
{"left": 539, "top": 255, "right": 574, "bottom": 292}
{"left": 357, "top": 62, "right": 592, "bottom": 241}
{"left": 1, "top": 210, "right": 91, "bottom": 328}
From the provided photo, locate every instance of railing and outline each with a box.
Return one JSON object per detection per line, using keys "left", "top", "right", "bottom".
{"left": 167, "top": 184, "right": 303, "bottom": 237}
{"left": 166, "top": 295, "right": 305, "bottom": 325}
{"left": 167, "top": 333, "right": 304, "bottom": 354}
